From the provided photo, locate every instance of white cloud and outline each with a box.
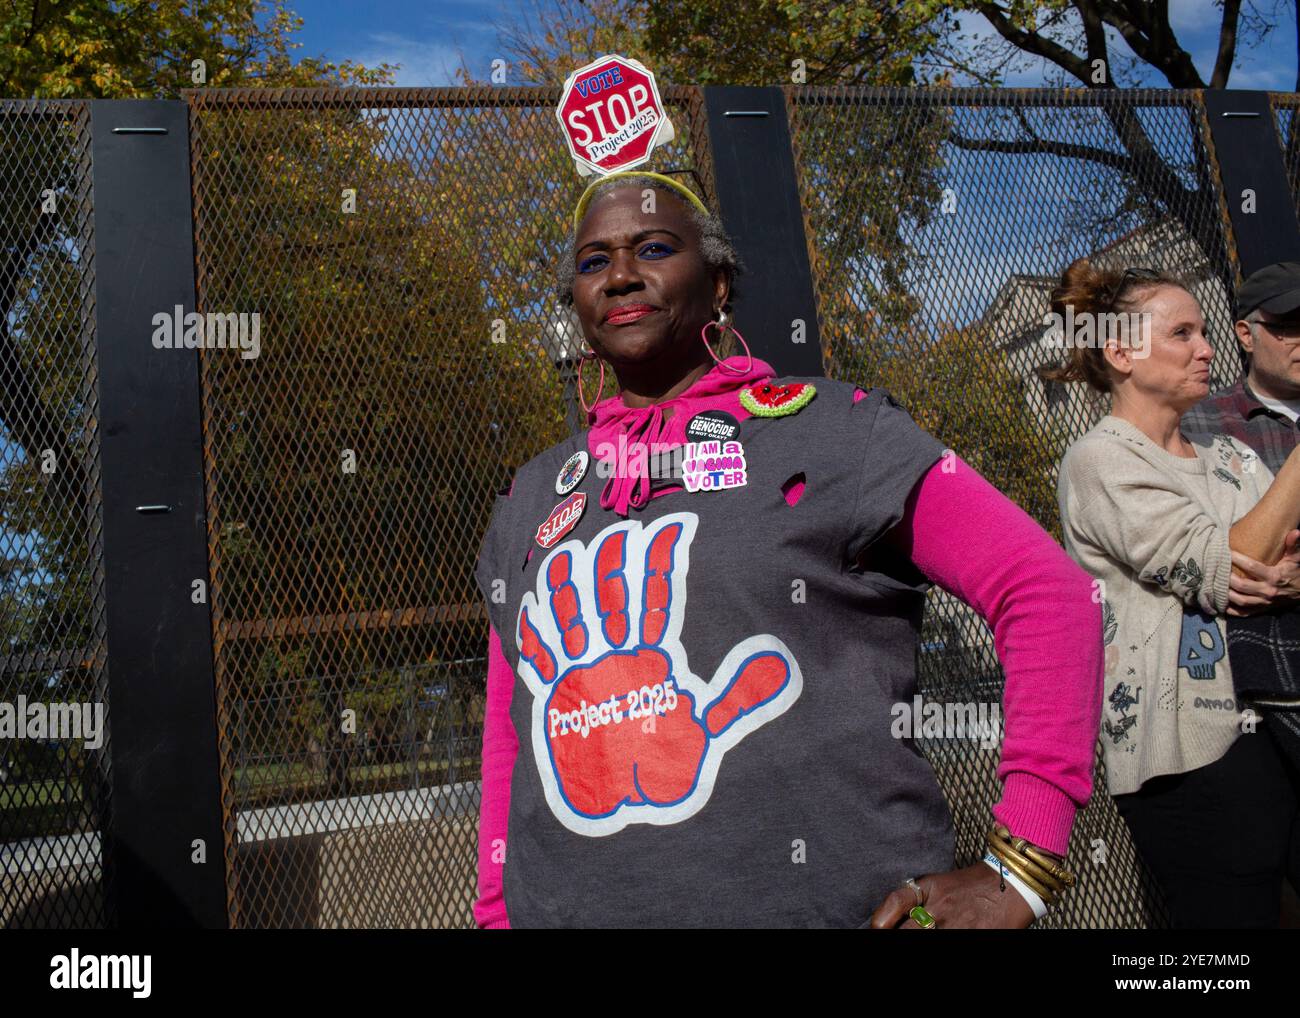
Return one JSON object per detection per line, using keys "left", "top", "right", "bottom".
{"left": 1227, "top": 61, "right": 1294, "bottom": 89}
{"left": 1168, "top": 0, "right": 1224, "bottom": 35}
{"left": 349, "top": 32, "right": 467, "bottom": 86}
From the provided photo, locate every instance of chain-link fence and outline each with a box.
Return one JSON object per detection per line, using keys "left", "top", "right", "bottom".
{"left": 1272, "top": 92, "right": 1300, "bottom": 210}
{"left": 782, "top": 86, "right": 1255, "bottom": 928}
{"left": 185, "top": 86, "right": 716, "bottom": 927}
{"left": 5, "top": 85, "right": 1293, "bottom": 928}
{"left": 0, "top": 100, "right": 111, "bottom": 929}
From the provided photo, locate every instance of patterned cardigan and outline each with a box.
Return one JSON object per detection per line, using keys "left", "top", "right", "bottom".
{"left": 1057, "top": 415, "right": 1273, "bottom": 795}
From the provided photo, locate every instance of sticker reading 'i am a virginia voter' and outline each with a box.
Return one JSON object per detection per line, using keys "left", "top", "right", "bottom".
{"left": 682, "top": 440, "right": 747, "bottom": 493}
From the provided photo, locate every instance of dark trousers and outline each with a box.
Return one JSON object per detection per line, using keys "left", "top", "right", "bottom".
{"left": 1113, "top": 714, "right": 1300, "bottom": 928}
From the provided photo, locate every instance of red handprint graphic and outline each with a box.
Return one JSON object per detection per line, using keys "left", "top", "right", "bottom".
{"left": 516, "top": 511, "right": 803, "bottom": 836}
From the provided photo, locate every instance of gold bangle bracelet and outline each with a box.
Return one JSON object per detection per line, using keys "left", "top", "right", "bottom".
{"left": 995, "top": 847, "right": 1067, "bottom": 897}
{"left": 986, "top": 839, "right": 1058, "bottom": 902}
{"left": 986, "top": 837, "right": 1063, "bottom": 899}
{"left": 990, "top": 825, "right": 1076, "bottom": 888}
{"left": 1021, "top": 844, "right": 1076, "bottom": 887}
{"left": 1010, "top": 836, "right": 1073, "bottom": 883}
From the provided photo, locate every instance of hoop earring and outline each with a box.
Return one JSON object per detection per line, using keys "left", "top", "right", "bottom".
{"left": 700, "top": 311, "right": 753, "bottom": 375}
{"left": 577, "top": 347, "right": 608, "bottom": 414}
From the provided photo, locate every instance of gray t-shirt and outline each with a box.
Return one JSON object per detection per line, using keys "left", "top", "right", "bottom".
{"left": 474, "top": 377, "right": 952, "bottom": 927}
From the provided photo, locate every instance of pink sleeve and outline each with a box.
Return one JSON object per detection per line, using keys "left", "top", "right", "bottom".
{"left": 898, "top": 460, "right": 1102, "bottom": 854}
{"left": 882, "top": 447, "right": 1101, "bottom": 855}
{"left": 474, "top": 623, "right": 517, "bottom": 928}
{"left": 851, "top": 387, "right": 1101, "bottom": 853}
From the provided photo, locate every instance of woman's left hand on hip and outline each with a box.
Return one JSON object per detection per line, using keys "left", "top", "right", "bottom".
{"left": 867, "top": 862, "right": 1036, "bottom": 929}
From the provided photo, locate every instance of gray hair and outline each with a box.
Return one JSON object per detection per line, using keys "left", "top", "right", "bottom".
{"left": 1242, "top": 308, "right": 1263, "bottom": 368}
{"left": 1232, "top": 312, "right": 1263, "bottom": 377}
{"left": 555, "top": 174, "right": 745, "bottom": 310}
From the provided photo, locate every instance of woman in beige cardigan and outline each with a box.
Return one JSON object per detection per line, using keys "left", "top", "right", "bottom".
{"left": 1048, "top": 259, "right": 1300, "bottom": 927}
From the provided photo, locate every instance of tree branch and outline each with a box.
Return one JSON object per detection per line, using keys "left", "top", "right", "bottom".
{"left": 1096, "top": 0, "right": 1205, "bottom": 87}
{"left": 974, "top": 1, "right": 1094, "bottom": 85}
{"left": 951, "top": 95, "right": 1214, "bottom": 250}
{"left": 1210, "top": 0, "right": 1243, "bottom": 88}
{"left": 947, "top": 128, "right": 1135, "bottom": 175}
{"left": 22, "top": 0, "right": 41, "bottom": 48}
{"left": 1075, "top": 0, "right": 1111, "bottom": 85}
{"left": 809, "top": 36, "right": 853, "bottom": 83}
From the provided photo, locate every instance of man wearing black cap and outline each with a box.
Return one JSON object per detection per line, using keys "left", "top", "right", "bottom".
{"left": 1182, "top": 261, "right": 1300, "bottom": 472}
{"left": 1182, "top": 260, "right": 1300, "bottom": 926}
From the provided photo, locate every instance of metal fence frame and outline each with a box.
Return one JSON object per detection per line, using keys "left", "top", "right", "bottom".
{"left": 2, "top": 85, "right": 1298, "bottom": 929}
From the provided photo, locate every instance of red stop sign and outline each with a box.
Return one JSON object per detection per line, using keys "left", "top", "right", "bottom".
{"left": 556, "top": 55, "right": 669, "bottom": 175}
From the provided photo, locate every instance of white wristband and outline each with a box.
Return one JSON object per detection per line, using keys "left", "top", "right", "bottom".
{"left": 983, "top": 851, "right": 1048, "bottom": 919}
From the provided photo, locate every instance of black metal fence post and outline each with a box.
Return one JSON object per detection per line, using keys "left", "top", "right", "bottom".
{"left": 90, "top": 99, "right": 227, "bottom": 928}
{"left": 704, "top": 86, "right": 825, "bottom": 378}
{"left": 1204, "top": 89, "right": 1300, "bottom": 275}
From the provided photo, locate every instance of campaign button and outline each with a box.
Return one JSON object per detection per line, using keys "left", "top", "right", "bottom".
{"left": 685, "top": 409, "right": 740, "bottom": 444}
{"left": 536, "top": 492, "right": 587, "bottom": 549}
{"left": 555, "top": 449, "right": 589, "bottom": 494}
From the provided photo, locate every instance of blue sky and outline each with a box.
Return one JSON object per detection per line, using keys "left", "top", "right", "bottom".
{"left": 282, "top": 0, "right": 525, "bottom": 86}
{"left": 280, "top": 0, "right": 1297, "bottom": 90}
{"left": 266, "top": 0, "right": 1297, "bottom": 335}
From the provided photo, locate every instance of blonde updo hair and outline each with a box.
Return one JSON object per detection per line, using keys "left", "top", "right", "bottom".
{"left": 1038, "top": 258, "right": 1189, "bottom": 393}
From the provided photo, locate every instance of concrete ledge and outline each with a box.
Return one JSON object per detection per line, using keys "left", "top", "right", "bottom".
{"left": 2, "top": 782, "right": 481, "bottom": 928}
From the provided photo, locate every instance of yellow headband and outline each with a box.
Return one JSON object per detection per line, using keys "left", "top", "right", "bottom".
{"left": 572, "top": 170, "right": 710, "bottom": 231}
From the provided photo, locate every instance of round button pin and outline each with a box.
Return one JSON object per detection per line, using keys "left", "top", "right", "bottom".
{"left": 555, "top": 450, "right": 589, "bottom": 495}
{"left": 685, "top": 409, "right": 740, "bottom": 444}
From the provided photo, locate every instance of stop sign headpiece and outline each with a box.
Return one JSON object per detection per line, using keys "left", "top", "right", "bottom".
{"left": 556, "top": 55, "right": 676, "bottom": 178}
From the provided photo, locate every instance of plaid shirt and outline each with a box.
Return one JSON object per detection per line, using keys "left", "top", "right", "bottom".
{"left": 1180, "top": 378, "right": 1300, "bottom": 476}
{"left": 1183, "top": 381, "right": 1300, "bottom": 709}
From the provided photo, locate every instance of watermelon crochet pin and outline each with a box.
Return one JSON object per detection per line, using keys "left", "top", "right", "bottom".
{"left": 739, "top": 380, "right": 816, "bottom": 418}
